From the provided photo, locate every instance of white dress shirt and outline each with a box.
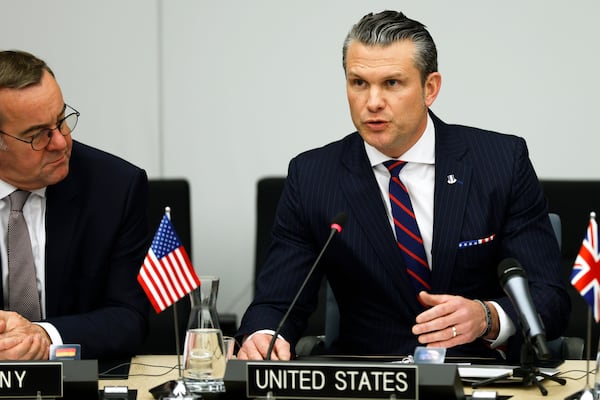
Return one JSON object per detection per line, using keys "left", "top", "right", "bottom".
{"left": 364, "top": 114, "right": 514, "bottom": 348}
{"left": 365, "top": 117, "right": 435, "bottom": 267}
{"left": 0, "top": 179, "right": 63, "bottom": 345}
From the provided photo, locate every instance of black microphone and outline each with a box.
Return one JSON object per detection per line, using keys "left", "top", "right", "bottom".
{"left": 497, "top": 258, "right": 551, "bottom": 360}
{"left": 265, "top": 212, "right": 347, "bottom": 360}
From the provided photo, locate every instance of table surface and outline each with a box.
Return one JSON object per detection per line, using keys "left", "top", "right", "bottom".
{"left": 98, "top": 355, "right": 594, "bottom": 399}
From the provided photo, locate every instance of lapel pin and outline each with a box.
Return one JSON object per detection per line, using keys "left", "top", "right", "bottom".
{"left": 447, "top": 174, "right": 463, "bottom": 185}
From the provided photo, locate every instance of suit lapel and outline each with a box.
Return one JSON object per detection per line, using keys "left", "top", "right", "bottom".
{"left": 339, "top": 134, "right": 424, "bottom": 314}
{"left": 44, "top": 154, "right": 81, "bottom": 316}
{"left": 430, "top": 113, "right": 471, "bottom": 293}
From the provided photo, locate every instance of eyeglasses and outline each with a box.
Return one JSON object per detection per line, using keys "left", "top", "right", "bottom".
{"left": 0, "top": 104, "right": 79, "bottom": 151}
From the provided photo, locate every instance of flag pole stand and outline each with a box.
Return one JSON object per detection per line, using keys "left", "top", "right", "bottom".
{"left": 567, "top": 308, "right": 595, "bottom": 400}
{"left": 566, "top": 211, "right": 598, "bottom": 400}
{"left": 165, "top": 206, "right": 185, "bottom": 379}
{"left": 161, "top": 207, "right": 200, "bottom": 400}
{"left": 173, "top": 301, "right": 182, "bottom": 377}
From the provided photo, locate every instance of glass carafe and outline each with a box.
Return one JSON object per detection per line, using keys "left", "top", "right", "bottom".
{"left": 187, "top": 275, "right": 221, "bottom": 330}
{"left": 183, "top": 276, "right": 225, "bottom": 394}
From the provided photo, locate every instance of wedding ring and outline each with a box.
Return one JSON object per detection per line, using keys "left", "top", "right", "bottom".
{"left": 451, "top": 326, "right": 457, "bottom": 338}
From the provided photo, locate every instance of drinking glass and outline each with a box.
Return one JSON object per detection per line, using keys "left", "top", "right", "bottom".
{"left": 223, "top": 335, "right": 237, "bottom": 361}
{"left": 182, "top": 328, "right": 226, "bottom": 393}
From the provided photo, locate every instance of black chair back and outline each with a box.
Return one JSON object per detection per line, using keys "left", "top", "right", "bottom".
{"left": 255, "top": 177, "right": 329, "bottom": 337}
{"left": 138, "top": 178, "right": 192, "bottom": 354}
{"left": 541, "top": 180, "right": 600, "bottom": 355}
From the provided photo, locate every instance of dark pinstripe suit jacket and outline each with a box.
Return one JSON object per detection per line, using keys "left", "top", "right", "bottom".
{"left": 1, "top": 141, "right": 150, "bottom": 360}
{"left": 239, "top": 112, "right": 570, "bottom": 361}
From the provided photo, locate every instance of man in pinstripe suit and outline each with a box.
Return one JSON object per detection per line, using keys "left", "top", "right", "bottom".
{"left": 237, "top": 10, "right": 569, "bottom": 362}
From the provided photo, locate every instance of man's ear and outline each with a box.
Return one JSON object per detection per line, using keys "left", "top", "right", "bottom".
{"left": 424, "top": 72, "right": 442, "bottom": 107}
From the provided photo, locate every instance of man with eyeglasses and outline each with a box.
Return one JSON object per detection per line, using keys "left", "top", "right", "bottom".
{"left": 0, "top": 50, "right": 149, "bottom": 360}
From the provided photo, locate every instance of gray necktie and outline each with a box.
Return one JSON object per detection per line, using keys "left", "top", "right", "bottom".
{"left": 7, "top": 190, "right": 41, "bottom": 320}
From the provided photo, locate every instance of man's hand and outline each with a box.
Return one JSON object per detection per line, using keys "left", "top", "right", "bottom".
{"left": 236, "top": 333, "right": 291, "bottom": 361}
{"left": 0, "top": 311, "right": 50, "bottom": 360}
{"left": 411, "top": 292, "right": 498, "bottom": 348}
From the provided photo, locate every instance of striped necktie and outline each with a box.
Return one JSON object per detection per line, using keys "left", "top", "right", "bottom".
{"left": 383, "top": 160, "right": 431, "bottom": 294}
{"left": 7, "top": 190, "right": 41, "bottom": 321}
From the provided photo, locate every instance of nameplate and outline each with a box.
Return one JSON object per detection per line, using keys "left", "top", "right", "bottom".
{"left": 246, "top": 361, "right": 418, "bottom": 399}
{"left": 0, "top": 362, "right": 62, "bottom": 398}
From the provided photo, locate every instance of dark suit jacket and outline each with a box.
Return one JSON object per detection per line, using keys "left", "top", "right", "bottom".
{"left": 238, "top": 112, "right": 570, "bottom": 361}
{"left": 1, "top": 141, "right": 150, "bottom": 360}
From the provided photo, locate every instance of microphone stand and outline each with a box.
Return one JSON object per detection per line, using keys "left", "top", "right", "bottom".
{"left": 471, "top": 335, "right": 566, "bottom": 395}
{"left": 511, "top": 335, "right": 566, "bottom": 396}
{"left": 265, "top": 226, "right": 337, "bottom": 360}
{"left": 265, "top": 213, "right": 346, "bottom": 360}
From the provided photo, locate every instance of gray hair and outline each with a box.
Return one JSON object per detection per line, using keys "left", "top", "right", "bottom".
{"left": 342, "top": 10, "right": 438, "bottom": 85}
{"left": 0, "top": 50, "right": 54, "bottom": 148}
{"left": 0, "top": 50, "right": 54, "bottom": 90}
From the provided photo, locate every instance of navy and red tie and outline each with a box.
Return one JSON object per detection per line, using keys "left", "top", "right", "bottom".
{"left": 383, "top": 160, "right": 431, "bottom": 294}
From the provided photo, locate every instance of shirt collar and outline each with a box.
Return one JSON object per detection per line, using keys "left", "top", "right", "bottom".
{"left": 0, "top": 179, "right": 47, "bottom": 200}
{"left": 365, "top": 113, "right": 436, "bottom": 167}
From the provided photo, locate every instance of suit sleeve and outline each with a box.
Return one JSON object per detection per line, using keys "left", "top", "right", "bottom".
{"left": 493, "top": 137, "right": 570, "bottom": 343}
{"left": 46, "top": 168, "right": 150, "bottom": 359}
{"left": 237, "top": 157, "right": 325, "bottom": 346}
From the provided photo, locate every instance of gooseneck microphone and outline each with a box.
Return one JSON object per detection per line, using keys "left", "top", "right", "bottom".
{"left": 265, "top": 212, "right": 347, "bottom": 360}
{"left": 497, "top": 258, "right": 551, "bottom": 360}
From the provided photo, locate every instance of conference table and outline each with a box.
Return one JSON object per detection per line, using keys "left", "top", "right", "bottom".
{"left": 99, "top": 355, "right": 592, "bottom": 399}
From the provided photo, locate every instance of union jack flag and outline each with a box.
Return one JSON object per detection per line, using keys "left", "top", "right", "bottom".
{"left": 570, "top": 212, "right": 600, "bottom": 322}
{"left": 138, "top": 213, "right": 200, "bottom": 313}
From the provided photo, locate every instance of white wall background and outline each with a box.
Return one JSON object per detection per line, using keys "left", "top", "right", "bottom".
{"left": 1, "top": 0, "right": 599, "bottom": 324}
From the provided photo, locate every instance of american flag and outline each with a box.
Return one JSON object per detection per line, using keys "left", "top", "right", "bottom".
{"left": 138, "top": 213, "right": 200, "bottom": 313}
{"left": 570, "top": 212, "right": 600, "bottom": 322}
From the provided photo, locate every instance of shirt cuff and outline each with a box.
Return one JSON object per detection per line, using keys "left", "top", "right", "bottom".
{"left": 34, "top": 322, "right": 63, "bottom": 346}
{"left": 247, "top": 329, "right": 284, "bottom": 342}
{"left": 487, "top": 301, "right": 516, "bottom": 348}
